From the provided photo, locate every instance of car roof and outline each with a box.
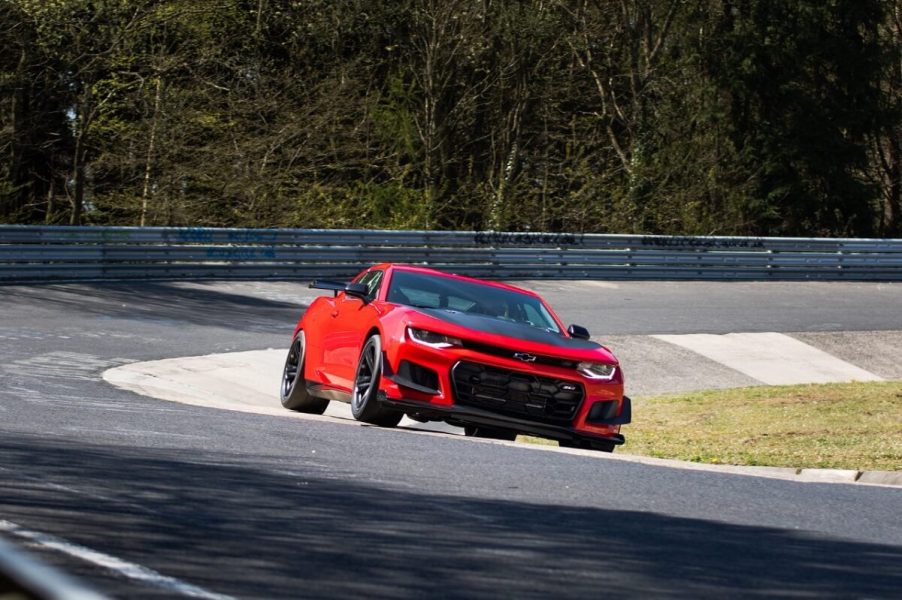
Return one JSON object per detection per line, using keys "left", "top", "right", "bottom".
{"left": 376, "top": 263, "right": 542, "bottom": 298}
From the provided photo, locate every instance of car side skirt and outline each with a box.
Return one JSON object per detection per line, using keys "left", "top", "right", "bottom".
{"left": 306, "top": 381, "right": 352, "bottom": 404}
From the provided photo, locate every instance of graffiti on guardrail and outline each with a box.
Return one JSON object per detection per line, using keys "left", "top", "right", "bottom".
{"left": 173, "top": 228, "right": 280, "bottom": 244}
{"left": 643, "top": 236, "right": 766, "bottom": 249}
{"left": 56, "top": 229, "right": 134, "bottom": 243}
{"left": 205, "top": 247, "right": 277, "bottom": 260}
{"left": 474, "top": 232, "right": 585, "bottom": 246}
{"left": 226, "top": 230, "right": 279, "bottom": 244}
{"left": 174, "top": 228, "right": 214, "bottom": 243}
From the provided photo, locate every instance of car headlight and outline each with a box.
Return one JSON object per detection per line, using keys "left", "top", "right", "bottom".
{"left": 408, "top": 327, "right": 463, "bottom": 349}
{"left": 577, "top": 362, "right": 617, "bottom": 380}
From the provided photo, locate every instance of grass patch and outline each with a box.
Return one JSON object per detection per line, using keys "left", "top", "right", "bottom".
{"left": 620, "top": 381, "right": 902, "bottom": 471}
{"left": 519, "top": 381, "right": 902, "bottom": 471}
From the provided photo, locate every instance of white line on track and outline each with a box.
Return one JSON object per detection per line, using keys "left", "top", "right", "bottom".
{"left": 61, "top": 426, "right": 209, "bottom": 439}
{"left": 0, "top": 519, "right": 235, "bottom": 600}
{"left": 652, "top": 332, "right": 883, "bottom": 385}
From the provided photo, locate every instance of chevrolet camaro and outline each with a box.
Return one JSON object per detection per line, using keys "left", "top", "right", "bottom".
{"left": 280, "top": 264, "right": 630, "bottom": 451}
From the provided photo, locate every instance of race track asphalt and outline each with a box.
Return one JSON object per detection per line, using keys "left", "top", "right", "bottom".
{"left": 0, "top": 280, "right": 900, "bottom": 599}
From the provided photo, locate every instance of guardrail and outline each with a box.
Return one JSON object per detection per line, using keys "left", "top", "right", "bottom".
{"left": 1, "top": 225, "right": 901, "bottom": 281}
{"left": 0, "top": 534, "right": 107, "bottom": 600}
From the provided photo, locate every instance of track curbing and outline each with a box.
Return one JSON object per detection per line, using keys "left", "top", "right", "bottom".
{"left": 102, "top": 348, "right": 901, "bottom": 488}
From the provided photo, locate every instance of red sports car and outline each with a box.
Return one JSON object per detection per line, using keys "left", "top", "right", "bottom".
{"left": 280, "top": 264, "right": 630, "bottom": 451}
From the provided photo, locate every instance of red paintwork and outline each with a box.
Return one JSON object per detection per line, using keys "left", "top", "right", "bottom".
{"left": 294, "top": 264, "right": 626, "bottom": 442}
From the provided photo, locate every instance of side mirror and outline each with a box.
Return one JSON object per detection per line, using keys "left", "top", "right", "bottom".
{"left": 568, "top": 324, "right": 590, "bottom": 340}
{"left": 344, "top": 282, "right": 369, "bottom": 302}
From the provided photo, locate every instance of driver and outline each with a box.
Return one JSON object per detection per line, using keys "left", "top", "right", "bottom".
{"left": 482, "top": 296, "right": 509, "bottom": 318}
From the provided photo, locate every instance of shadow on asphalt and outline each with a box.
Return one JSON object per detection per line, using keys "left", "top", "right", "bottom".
{"left": 0, "top": 281, "right": 308, "bottom": 333}
{"left": 1, "top": 434, "right": 899, "bottom": 599}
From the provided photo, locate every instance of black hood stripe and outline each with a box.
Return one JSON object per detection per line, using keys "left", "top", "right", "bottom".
{"left": 413, "top": 307, "right": 601, "bottom": 350}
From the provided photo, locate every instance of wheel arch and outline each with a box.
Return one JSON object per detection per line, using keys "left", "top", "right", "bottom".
{"left": 363, "top": 325, "right": 389, "bottom": 373}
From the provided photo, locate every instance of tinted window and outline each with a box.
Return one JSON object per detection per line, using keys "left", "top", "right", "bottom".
{"left": 355, "top": 270, "right": 384, "bottom": 301}
{"left": 387, "top": 270, "right": 560, "bottom": 333}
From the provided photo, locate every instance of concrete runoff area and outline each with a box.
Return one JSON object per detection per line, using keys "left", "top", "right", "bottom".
{"left": 103, "top": 329, "right": 902, "bottom": 486}
{"left": 652, "top": 332, "right": 883, "bottom": 386}
{"left": 102, "top": 349, "right": 460, "bottom": 434}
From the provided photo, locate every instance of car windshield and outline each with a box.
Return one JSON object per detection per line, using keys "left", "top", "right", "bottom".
{"left": 386, "top": 270, "right": 561, "bottom": 333}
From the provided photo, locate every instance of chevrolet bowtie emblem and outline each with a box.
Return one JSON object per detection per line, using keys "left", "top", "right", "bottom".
{"left": 513, "top": 353, "right": 537, "bottom": 363}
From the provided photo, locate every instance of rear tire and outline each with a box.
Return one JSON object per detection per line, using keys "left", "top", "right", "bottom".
{"left": 280, "top": 332, "right": 329, "bottom": 414}
{"left": 351, "top": 334, "right": 403, "bottom": 427}
{"left": 463, "top": 425, "right": 517, "bottom": 441}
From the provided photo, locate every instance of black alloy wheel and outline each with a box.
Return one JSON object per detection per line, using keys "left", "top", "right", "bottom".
{"left": 351, "top": 334, "right": 403, "bottom": 427}
{"left": 280, "top": 331, "right": 329, "bottom": 414}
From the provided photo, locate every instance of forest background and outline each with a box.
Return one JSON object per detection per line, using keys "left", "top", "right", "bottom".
{"left": 2, "top": 0, "right": 901, "bottom": 237}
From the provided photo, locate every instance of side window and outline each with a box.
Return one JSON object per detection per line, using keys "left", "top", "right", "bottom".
{"left": 357, "top": 270, "right": 383, "bottom": 301}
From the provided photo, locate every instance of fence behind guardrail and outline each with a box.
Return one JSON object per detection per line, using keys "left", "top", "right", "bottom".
{"left": 1, "top": 225, "right": 901, "bottom": 282}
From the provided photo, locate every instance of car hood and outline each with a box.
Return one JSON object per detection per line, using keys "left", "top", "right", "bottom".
{"left": 408, "top": 306, "right": 616, "bottom": 362}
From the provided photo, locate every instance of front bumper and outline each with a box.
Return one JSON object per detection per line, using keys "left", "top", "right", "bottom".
{"left": 380, "top": 333, "right": 629, "bottom": 444}
{"left": 380, "top": 393, "right": 629, "bottom": 446}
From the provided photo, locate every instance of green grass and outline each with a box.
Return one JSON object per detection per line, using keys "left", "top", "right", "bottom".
{"left": 522, "top": 381, "right": 902, "bottom": 471}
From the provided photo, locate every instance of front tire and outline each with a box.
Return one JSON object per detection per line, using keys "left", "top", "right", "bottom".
{"left": 351, "top": 334, "right": 403, "bottom": 427}
{"left": 280, "top": 332, "right": 329, "bottom": 414}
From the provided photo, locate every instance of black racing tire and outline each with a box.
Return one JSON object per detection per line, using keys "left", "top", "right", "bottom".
{"left": 351, "top": 334, "right": 403, "bottom": 427}
{"left": 280, "top": 331, "right": 330, "bottom": 414}
{"left": 559, "top": 439, "right": 616, "bottom": 453}
{"left": 463, "top": 425, "right": 518, "bottom": 441}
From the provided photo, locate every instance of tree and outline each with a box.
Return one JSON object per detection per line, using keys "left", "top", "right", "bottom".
{"left": 706, "top": 0, "right": 886, "bottom": 236}
{"left": 0, "top": 0, "right": 897, "bottom": 236}
{"left": 0, "top": 1, "right": 70, "bottom": 222}
{"left": 869, "top": 0, "right": 902, "bottom": 235}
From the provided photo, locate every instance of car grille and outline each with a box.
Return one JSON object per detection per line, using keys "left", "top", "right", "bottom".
{"left": 451, "top": 361, "right": 584, "bottom": 425}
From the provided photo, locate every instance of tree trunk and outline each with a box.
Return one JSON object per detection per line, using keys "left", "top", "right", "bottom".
{"left": 4, "top": 43, "right": 28, "bottom": 218}
{"left": 70, "top": 138, "right": 84, "bottom": 225}
{"left": 140, "top": 76, "right": 162, "bottom": 226}
{"left": 70, "top": 87, "right": 92, "bottom": 226}
{"left": 888, "top": 128, "right": 902, "bottom": 235}
{"left": 45, "top": 176, "right": 55, "bottom": 224}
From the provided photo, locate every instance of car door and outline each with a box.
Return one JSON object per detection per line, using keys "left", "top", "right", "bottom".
{"left": 321, "top": 270, "right": 384, "bottom": 391}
